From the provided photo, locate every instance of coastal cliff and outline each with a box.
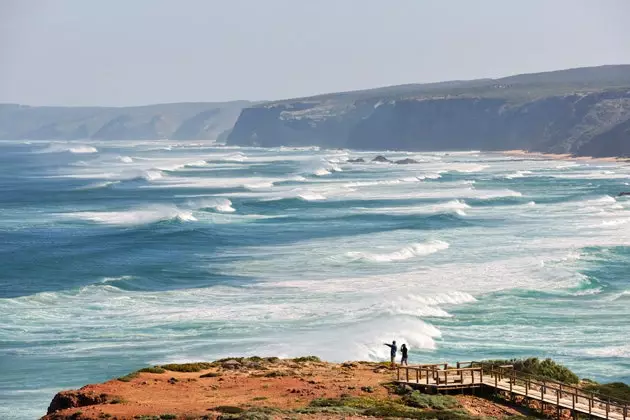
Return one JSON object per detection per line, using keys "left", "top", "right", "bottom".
{"left": 227, "top": 65, "right": 630, "bottom": 157}
{"left": 0, "top": 101, "right": 250, "bottom": 141}
{"left": 41, "top": 357, "right": 529, "bottom": 420}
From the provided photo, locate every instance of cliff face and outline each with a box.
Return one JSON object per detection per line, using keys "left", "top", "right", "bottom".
{"left": 227, "top": 65, "right": 630, "bottom": 157}
{"left": 0, "top": 101, "right": 250, "bottom": 141}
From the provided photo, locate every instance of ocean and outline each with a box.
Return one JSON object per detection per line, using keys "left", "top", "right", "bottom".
{"left": 1, "top": 140, "right": 629, "bottom": 419}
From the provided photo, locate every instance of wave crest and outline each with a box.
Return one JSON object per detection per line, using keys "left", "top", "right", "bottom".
{"left": 346, "top": 240, "right": 449, "bottom": 262}
{"left": 67, "top": 205, "right": 197, "bottom": 225}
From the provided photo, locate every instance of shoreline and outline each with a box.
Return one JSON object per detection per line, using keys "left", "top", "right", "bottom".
{"left": 499, "top": 149, "right": 630, "bottom": 164}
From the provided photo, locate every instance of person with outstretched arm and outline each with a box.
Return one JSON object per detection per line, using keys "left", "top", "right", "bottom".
{"left": 384, "top": 340, "right": 397, "bottom": 366}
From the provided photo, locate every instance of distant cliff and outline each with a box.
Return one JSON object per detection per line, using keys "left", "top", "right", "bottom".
{"left": 0, "top": 101, "right": 250, "bottom": 141}
{"left": 227, "top": 65, "right": 630, "bottom": 157}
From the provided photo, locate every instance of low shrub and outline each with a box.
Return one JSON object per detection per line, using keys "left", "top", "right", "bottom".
{"left": 117, "top": 372, "right": 139, "bottom": 382}
{"left": 583, "top": 382, "right": 630, "bottom": 402}
{"left": 138, "top": 367, "right": 166, "bottom": 374}
{"left": 481, "top": 357, "right": 579, "bottom": 384}
{"left": 161, "top": 362, "right": 213, "bottom": 372}
{"left": 402, "top": 392, "right": 460, "bottom": 410}
{"left": 292, "top": 356, "right": 321, "bottom": 363}
{"left": 263, "top": 370, "right": 289, "bottom": 378}
{"left": 200, "top": 371, "right": 222, "bottom": 378}
{"left": 214, "top": 406, "right": 245, "bottom": 414}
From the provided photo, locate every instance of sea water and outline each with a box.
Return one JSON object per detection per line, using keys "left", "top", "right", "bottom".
{"left": 0, "top": 140, "right": 629, "bottom": 419}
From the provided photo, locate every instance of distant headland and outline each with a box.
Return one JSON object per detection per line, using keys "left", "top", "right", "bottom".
{"left": 3, "top": 65, "right": 630, "bottom": 159}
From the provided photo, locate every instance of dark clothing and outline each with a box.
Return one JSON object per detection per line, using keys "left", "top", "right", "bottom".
{"left": 384, "top": 343, "right": 397, "bottom": 357}
{"left": 401, "top": 347, "right": 408, "bottom": 358}
{"left": 384, "top": 343, "right": 397, "bottom": 364}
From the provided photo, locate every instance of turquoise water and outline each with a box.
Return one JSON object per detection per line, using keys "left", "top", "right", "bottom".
{"left": 1, "top": 140, "right": 629, "bottom": 419}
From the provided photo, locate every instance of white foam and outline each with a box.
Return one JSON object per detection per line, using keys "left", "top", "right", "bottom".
{"left": 355, "top": 200, "right": 470, "bottom": 216}
{"left": 298, "top": 192, "right": 327, "bottom": 201}
{"left": 191, "top": 198, "right": 236, "bottom": 213}
{"left": 448, "top": 164, "right": 489, "bottom": 173}
{"left": 77, "top": 180, "right": 120, "bottom": 190}
{"left": 407, "top": 291, "right": 477, "bottom": 306}
{"left": 505, "top": 170, "right": 533, "bottom": 179}
{"left": 37, "top": 143, "right": 99, "bottom": 154}
{"left": 244, "top": 181, "right": 274, "bottom": 190}
{"left": 69, "top": 146, "right": 98, "bottom": 154}
{"left": 118, "top": 156, "right": 133, "bottom": 163}
{"left": 583, "top": 345, "right": 630, "bottom": 358}
{"left": 313, "top": 168, "right": 331, "bottom": 176}
{"left": 142, "top": 170, "right": 164, "bottom": 181}
{"left": 221, "top": 152, "right": 248, "bottom": 162}
{"left": 346, "top": 240, "right": 449, "bottom": 262}
{"left": 184, "top": 160, "right": 208, "bottom": 168}
{"left": 67, "top": 205, "right": 197, "bottom": 225}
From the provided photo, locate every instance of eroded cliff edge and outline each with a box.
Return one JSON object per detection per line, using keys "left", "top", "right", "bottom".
{"left": 227, "top": 65, "right": 630, "bottom": 157}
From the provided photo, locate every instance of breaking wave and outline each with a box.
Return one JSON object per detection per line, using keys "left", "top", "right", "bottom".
{"left": 346, "top": 240, "right": 449, "bottom": 262}
{"left": 191, "top": 198, "right": 236, "bottom": 213}
{"left": 66, "top": 205, "right": 197, "bottom": 225}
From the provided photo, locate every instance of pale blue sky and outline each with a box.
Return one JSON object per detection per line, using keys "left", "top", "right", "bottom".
{"left": 1, "top": 0, "right": 629, "bottom": 106}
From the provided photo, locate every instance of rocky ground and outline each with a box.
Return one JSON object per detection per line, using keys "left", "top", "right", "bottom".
{"left": 42, "top": 357, "right": 539, "bottom": 420}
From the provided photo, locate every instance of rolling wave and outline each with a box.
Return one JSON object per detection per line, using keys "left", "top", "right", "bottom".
{"left": 346, "top": 240, "right": 449, "bottom": 262}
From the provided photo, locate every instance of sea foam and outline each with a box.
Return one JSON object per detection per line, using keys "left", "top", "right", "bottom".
{"left": 346, "top": 240, "right": 449, "bottom": 262}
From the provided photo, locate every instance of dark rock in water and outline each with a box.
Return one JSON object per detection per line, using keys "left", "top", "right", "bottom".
{"left": 618, "top": 192, "right": 630, "bottom": 197}
{"left": 47, "top": 390, "right": 109, "bottom": 414}
{"left": 394, "top": 158, "right": 419, "bottom": 164}
{"left": 347, "top": 158, "right": 365, "bottom": 163}
{"left": 372, "top": 155, "right": 391, "bottom": 163}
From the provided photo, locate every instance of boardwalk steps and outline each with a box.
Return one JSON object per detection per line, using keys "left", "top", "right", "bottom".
{"left": 395, "top": 362, "right": 629, "bottom": 420}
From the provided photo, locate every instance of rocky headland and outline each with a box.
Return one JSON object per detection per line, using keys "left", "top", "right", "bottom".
{"left": 42, "top": 357, "right": 630, "bottom": 420}
{"left": 227, "top": 65, "right": 630, "bottom": 158}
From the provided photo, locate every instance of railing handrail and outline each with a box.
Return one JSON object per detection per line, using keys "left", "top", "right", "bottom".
{"left": 474, "top": 362, "right": 630, "bottom": 407}
{"left": 398, "top": 366, "right": 482, "bottom": 375}
{"left": 395, "top": 361, "right": 630, "bottom": 416}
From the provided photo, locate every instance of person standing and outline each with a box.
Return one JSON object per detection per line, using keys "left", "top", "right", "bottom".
{"left": 400, "top": 344, "right": 408, "bottom": 366}
{"left": 384, "top": 340, "right": 397, "bottom": 366}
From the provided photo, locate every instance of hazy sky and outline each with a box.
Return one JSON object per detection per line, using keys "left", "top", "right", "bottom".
{"left": 1, "top": 0, "right": 629, "bottom": 106}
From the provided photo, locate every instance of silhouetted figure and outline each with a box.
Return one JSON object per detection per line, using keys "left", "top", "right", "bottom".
{"left": 384, "top": 340, "right": 397, "bottom": 365}
{"left": 400, "top": 344, "right": 408, "bottom": 366}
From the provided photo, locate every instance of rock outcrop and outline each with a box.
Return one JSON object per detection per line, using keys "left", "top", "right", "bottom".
{"left": 47, "top": 388, "right": 109, "bottom": 414}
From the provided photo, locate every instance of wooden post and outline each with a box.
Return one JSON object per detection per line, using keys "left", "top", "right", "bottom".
{"left": 445, "top": 371, "right": 448, "bottom": 386}
{"left": 525, "top": 379, "right": 529, "bottom": 396}
{"left": 480, "top": 369, "right": 483, "bottom": 383}
{"left": 397, "top": 367, "right": 400, "bottom": 381}
{"left": 606, "top": 400, "right": 609, "bottom": 419}
{"left": 416, "top": 369, "right": 419, "bottom": 383}
{"left": 460, "top": 369, "right": 463, "bottom": 385}
{"left": 557, "top": 390, "right": 560, "bottom": 420}
{"left": 406, "top": 368, "right": 409, "bottom": 383}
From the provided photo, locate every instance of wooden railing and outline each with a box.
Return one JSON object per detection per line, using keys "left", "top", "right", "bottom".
{"left": 396, "top": 364, "right": 484, "bottom": 387}
{"left": 472, "top": 362, "right": 630, "bottom": 420}
{"left": 395, "top": 361, "right": 629, "bottom": 420}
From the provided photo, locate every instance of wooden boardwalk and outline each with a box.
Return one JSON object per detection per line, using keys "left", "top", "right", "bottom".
{"left": 395, "top": 362, "right": 629, "bottom": 420}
